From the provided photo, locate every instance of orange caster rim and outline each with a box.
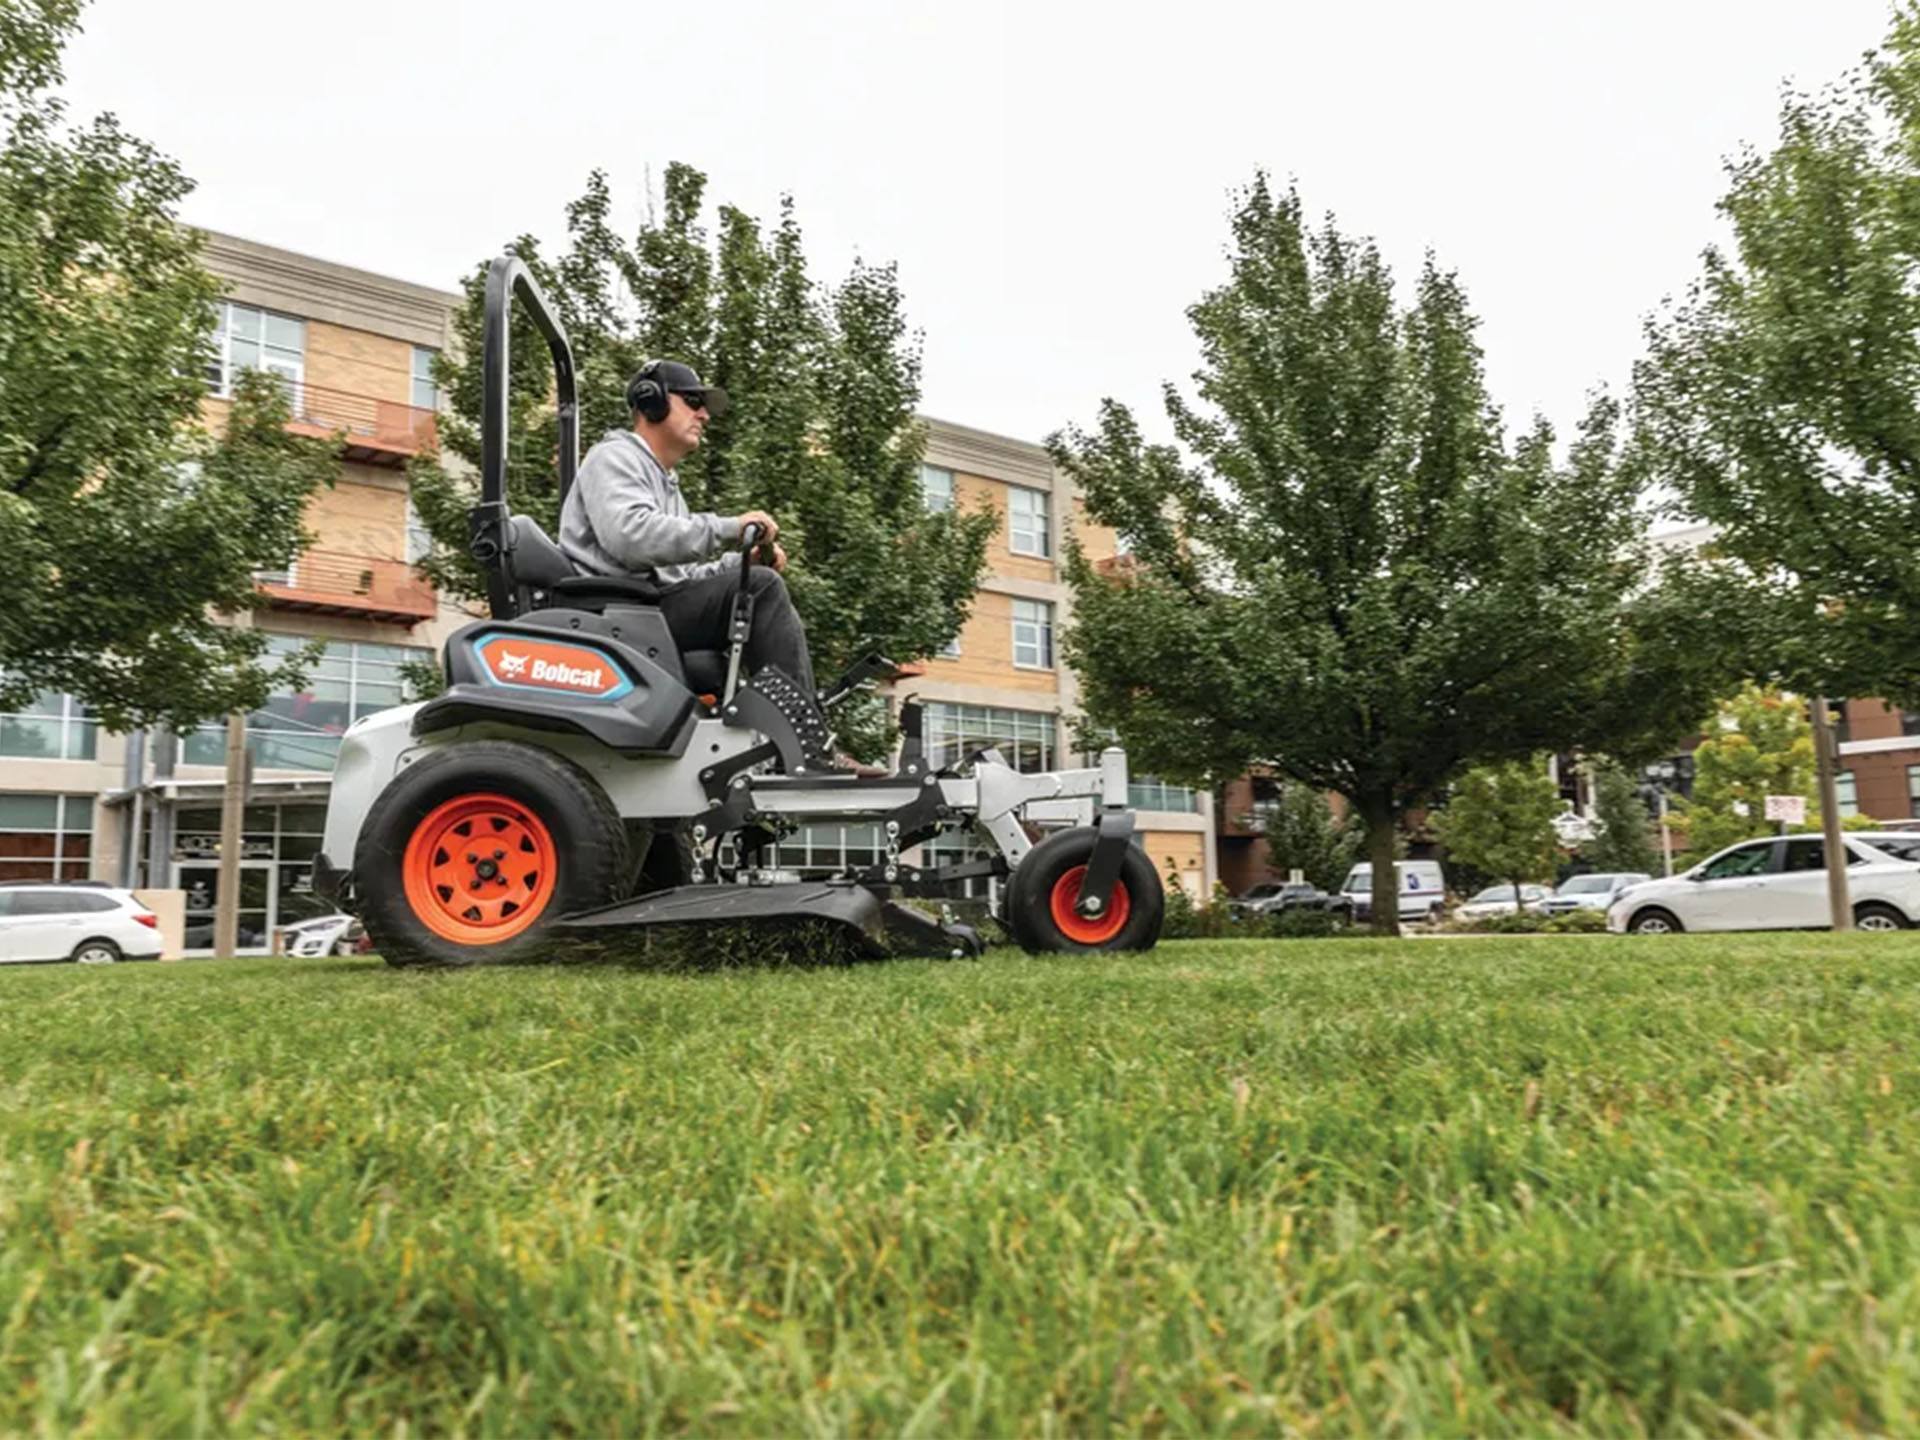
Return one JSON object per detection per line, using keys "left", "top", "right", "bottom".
{"left": 402, "top": 793, "right": 557, "bottom": 945}
{"left": 1049, "top": 864, "right": 1131, "bottom": 945}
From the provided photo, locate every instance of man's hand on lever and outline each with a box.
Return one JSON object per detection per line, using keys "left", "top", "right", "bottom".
{"left": 735, "top": 510, "right": 784, "bottom": 570}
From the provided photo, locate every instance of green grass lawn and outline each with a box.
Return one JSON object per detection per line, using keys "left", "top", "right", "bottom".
{"left": 5, "top": 934, "right": 1920, "bottom": 1435}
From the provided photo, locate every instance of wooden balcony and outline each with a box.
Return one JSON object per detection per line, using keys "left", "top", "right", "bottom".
{"left": 256, "top": 550, "right": 436, "bottom": 625}
{"left": 284, "top": 382, "right": 438, "bottom": 467}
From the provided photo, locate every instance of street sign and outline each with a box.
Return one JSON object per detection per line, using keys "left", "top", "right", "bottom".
{"left": 1764, "top": 794, "right": 1807, "bottom": 825}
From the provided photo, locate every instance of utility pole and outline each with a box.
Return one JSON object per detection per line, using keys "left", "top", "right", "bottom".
{"left": 1809, "top": 695, "right": 1852, "bottom": 932}
{"left": 213, "top": 711, "right": 247, "bottom": 957}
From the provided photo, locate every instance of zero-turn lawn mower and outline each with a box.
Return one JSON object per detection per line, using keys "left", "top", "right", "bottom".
{"left": 311, "top": 256, "right": 1166, "bottom": 965}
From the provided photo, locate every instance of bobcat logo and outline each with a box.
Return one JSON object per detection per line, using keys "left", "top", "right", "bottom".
{"left": 495, "top": 651, "right": 530, "bottom": 678}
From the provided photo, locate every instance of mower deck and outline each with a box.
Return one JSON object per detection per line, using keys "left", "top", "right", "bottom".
{"left": 556, "top": 879, "right": 983, "bottom": 959}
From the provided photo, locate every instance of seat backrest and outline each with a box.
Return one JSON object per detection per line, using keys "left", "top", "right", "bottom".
{"left": 507, "top": 516, "right": 576, "bottom": 589}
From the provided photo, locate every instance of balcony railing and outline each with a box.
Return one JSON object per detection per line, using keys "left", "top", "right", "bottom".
{"left": 281, "top": 382, "right": 438, "bottom": 466}
{"left": 256, "top": 550, "right": 436, "bottom": 625}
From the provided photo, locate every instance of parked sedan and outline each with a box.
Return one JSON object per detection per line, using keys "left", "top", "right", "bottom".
{"left": 1608, "top": 833, "right": 1920, "bottom": 934}
{"left": 1230, "top": 882, "right": 1347, "bottom": 918}
{"left": 1538, "top": 872, "right": 1653, "bottom": 915}
{"left": 1456, "top": 883, "right": 1553, "bottom": 921}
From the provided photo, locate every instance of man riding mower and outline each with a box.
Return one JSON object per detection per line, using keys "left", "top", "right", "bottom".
{"left": 311, "top": 256, "right": 1165, "bottom": 966}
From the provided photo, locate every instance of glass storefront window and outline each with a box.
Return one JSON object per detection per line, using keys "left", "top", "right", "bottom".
{"left": 182, "top": 637, "right": 431, "bottom": 772}
{"left": 165, "top": 798, "right": 337, "bottom": 951}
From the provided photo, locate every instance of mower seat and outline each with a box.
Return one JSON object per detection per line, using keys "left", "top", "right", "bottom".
{"left": 505, "top": 516, "right": 728, "bottom": 699}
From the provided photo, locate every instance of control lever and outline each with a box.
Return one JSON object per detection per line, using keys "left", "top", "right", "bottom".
{"left": 819, "top": 651, "right": 903, "bottom": 710}
{"left": 721, "top": 522, "right": 766, "bottom": 705}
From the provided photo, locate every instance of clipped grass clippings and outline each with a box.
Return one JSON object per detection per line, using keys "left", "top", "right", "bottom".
{"left": 4, "top": 933, "right": 1920, "bottom": 1433}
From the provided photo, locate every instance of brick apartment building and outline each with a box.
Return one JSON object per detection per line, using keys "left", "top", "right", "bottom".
{"left": 0, "top": 233, "right": 1214, "bottom": 951}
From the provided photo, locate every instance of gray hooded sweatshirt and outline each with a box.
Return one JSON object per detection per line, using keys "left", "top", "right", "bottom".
{"left": 558, "top": 429, "right": 741, "bottom": 586}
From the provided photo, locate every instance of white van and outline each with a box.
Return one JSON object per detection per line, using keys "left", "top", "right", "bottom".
{"left": 1341, "top": 861, "right": 1447, "bottom": 923}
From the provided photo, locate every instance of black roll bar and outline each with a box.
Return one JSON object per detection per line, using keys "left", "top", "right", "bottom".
{"left": 472, "top": 254, "right": 578, "bottom": 619}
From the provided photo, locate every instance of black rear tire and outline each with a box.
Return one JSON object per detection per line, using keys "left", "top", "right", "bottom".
{"left": 355, "top": 740, "right": 629, "bottom": 968}
{"left": 1004, "top": 826, "right": 1165, "bottom": 954}
{"left": 71, "top": 939, "right": 121, "bottom": 965}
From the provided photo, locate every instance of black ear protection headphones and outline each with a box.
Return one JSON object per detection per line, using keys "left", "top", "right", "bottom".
{"left": 626, "top": 360, "right": 670, "bottom": 423}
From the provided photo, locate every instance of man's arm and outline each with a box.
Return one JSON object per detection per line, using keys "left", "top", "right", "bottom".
{"left": 579, "top": 441, "right": 741, "bottom": 570}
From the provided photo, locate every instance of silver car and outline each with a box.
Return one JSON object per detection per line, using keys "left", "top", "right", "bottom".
{"left": 1538, "top": 872, "right": 1653, "bottom": 915}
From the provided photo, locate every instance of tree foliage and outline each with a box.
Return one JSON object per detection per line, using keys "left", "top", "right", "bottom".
{"left": 1053, "top": 176, "right": 1732, "bottom": 930}
{"left": 408, "top": 164, "right": 995, "bottom": 756}
{"left": 1431, "top": 760, "right": 1562, "bottom": 907}
{"left": 0, "top": 0, "right": 336, "bottom": 730}
{"left": 1581, "top": 758, "right": 1661, "bottom": 876}
{"left": 1242, "top": 777, "right": 1365, "bottom": 893}
{"left": 1667, "top": 683, "right": 1879, "bottom": 860}
{"left": 1635, "top": 6, "right": 1920, "bottom": 702}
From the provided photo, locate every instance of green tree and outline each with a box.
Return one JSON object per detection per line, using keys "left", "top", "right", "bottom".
{"left": 1581, "top": 758, "right": 1661, "bottom": 875}
{"left": 408, "top": 164, "right": 995, "bottom": 758}
{"left": 1243, "top": 778, "right": 1364, "bottom": 893}
{"left": 1053, "top": 177, "right": 1731, "bottom": 932}
{"left": 1431, "top": 761, "right": 1562, "bottom": 909}
{"left": 0, "top": 1, "right": 336, "bottom": 731}
{"left": 1635, "top": 6, "right": 1920, "bottom": 702}
{"left": 1675, "top": 684, "right": 1817, "bottom": 860}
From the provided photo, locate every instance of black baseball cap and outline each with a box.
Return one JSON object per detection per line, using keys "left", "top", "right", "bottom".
{"left": 648, "top": 359, "right": 729, "bottom": 418}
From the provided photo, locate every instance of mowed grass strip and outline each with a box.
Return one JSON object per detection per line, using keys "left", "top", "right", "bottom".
{"left": 4, "top": 935, "right": 1920, "bottom": 1435}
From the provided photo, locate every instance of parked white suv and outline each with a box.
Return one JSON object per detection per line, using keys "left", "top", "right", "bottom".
{"left": 1608, "top": 834, "right": 1920, "bottom": 935}
{"left": 0, "top": 884, "right": 164, "bottom": 965}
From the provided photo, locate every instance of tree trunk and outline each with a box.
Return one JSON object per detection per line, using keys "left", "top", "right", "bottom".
{"left": 1364, "top": 801, "right": 1399, "bottom": 937}
{"left": 1512, "top": 878, "right": 1524, "bottom": 912}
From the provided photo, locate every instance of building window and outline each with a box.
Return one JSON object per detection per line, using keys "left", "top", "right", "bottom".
{"left": 411, "top": 345, "right": 440, "bottom": 411}
{"left": 0, "top": 793, "right": 92, "bottom": 882}
{"left": 938, "top": 632, "right": 962, "bottom": 659}
{"left": 1128, "top": 777, "right": 1199, "bottom": 814}
{"left": 182, "top": 638, "right": 432, "bottom": 773}
{"left": 1909, "top": 765, "right": 1920, "bottom": 818}
{"left": 1008, "top": 485, "right": 1051, "bottom": 557}
{"left": 0, "top": 691, "right": 98, "bottom": 761}
{"left": 919, "top": 831, "right": 995, "bottom": 898}
{"left": 207, "top": 302, "right": 304, "bottom": 400}
{"left": 774, "top": 823, "right": 884, "bottom": 878}
{"left": 1011, "top": 598, "right": 1054, "bottom": 669}
{"left": 925, "top": 703, "right": 1055, "bottom": 774}
{"left": 1837, "top": 770, "right": 1859, "bottom": 818}
{"left": 920, "top": 464, "right": 954, "bottom": 513}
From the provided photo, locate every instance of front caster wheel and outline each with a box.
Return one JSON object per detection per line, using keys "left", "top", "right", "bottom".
{"left": 1004, "top": 826, "right": 1165, "bottom": 954}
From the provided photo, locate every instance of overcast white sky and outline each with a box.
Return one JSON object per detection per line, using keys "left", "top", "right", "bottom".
{"left": 58, "top": 0, "right": 1892, "bottom": 449}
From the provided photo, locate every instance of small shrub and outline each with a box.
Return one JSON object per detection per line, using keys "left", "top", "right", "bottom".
{"left": 1452, "top": 908, "right": 1609, "bottom": 936}
{"left": 1161, "top": 870, "right": 1202, "bottom": 938}
{"left": 1543, "top": 908, "right": 1609, "bottom": 934}
{"left": 1455, "top": 911, "right": 1548, "bottom": 935}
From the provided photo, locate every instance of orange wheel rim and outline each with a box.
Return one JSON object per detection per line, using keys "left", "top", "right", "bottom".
{"left": 402, "top": 793, "right": 557, "bottom": 945}
{"left": 1049, "top": 864, "right": 1131, "bottom": 945}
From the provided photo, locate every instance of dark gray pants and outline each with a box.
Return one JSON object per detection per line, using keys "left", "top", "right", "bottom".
{"left": 657, "top": 565, "right": 816, "bottom": 698}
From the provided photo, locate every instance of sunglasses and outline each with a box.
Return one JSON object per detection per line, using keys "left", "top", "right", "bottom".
{"left": 672, "top": 389, "right": 710, "bottom": 413}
